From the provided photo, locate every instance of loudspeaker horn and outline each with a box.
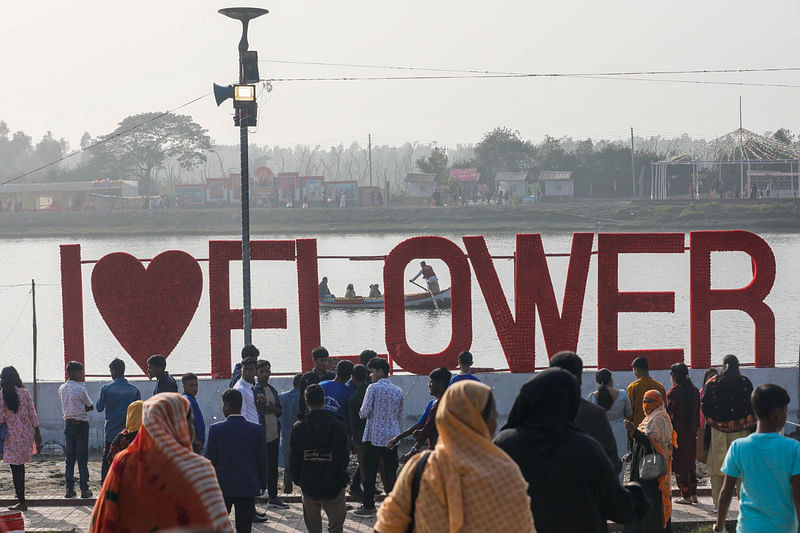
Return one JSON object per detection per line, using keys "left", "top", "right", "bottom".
{"left": 213, "top": 83, "right": 235, "bottom": 106}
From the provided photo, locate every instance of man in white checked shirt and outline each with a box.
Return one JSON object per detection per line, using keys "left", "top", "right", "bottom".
{"left": 354, "top": 357, "right": 403, "bottom": 516}
{"left": 58, "top": 361, "right": 94, "bottom": 499}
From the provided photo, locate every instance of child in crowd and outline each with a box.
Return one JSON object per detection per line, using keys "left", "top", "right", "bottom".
{"left": 715, "top": 383, "right": 800, "bottom": 533}
{"left": 387, "top": 366, "right": 451, "bottom": 458}
{"left": 181, "top": 373, "right": 205, "bottom": 453}
{"left": 58, "top": 361, "right": 94, "bottom": 499}
{"left": 278, "top": 374, "right": 302, "bottom": 494}
{"left": 255, "top": 359, "right": 288, "bottom": 509}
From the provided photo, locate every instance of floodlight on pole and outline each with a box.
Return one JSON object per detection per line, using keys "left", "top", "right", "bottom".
{"left": 215, "top": 6, "right": 268, "bottom": 347}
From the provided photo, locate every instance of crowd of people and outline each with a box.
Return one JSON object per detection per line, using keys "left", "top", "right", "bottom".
{"left": 0, "top": 348, "right": 797, "bottom": 532}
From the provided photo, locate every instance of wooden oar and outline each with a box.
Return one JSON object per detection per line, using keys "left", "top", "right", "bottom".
{"left": 410, "top": 279, "right": 440, "bottom": 310}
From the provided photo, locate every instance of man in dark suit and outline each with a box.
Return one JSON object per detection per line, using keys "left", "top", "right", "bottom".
{"left": 206, "top": 388, "right": 268, "bottom": 533}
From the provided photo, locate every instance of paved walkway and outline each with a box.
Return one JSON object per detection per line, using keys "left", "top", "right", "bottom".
{"left": 9, "top": 495, "right": 737, "bottom": 532}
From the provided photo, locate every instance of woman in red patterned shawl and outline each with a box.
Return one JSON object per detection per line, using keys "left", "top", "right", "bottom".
{"left": 90, "top": 393, "right": 233, "bottom": 532}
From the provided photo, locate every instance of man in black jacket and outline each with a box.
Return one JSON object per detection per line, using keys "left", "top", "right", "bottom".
{"left": 290, "top": 384, "right": 349, "bottom": 533}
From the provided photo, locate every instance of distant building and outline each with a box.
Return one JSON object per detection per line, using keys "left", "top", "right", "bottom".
{"left": 495, "top": 171, "right": 529, "bottom": 197}
{"left": 0, "top": 180, "right": 139, "bottom": 211}
{"left": 538, "top": 170, "right": 574, "bottom": 201}
{"left": 404, "top": 173, "right": 437, "bottom": 199}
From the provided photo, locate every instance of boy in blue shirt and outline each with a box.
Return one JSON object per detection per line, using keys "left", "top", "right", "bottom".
{"left": 715, "top": 383, "right": 800, "bottom": 532}
{"left": 449, "top": 351, "right": 480, "bottom": 384}
{"left": 181, "top": 373, "right": 205, "bottom": 453}
{"left": 320, "top": 360, "right": 354, "bottom": 421}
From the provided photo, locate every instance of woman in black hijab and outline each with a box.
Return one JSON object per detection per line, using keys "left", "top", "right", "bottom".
{"left": 494, "top": 368, "right": 647, "bottom": 533}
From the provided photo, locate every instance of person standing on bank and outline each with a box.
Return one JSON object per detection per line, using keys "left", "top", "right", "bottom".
{"left": 146, "top": 354, "right": 178, "bottom": 395}
{"left": 355, "top": 357, "right": 404, "bottom": 516}
{"left": 291, "top": 384, "right": 349, "bottom": 533}
{"left": 450, "top": 351, "right": 480, "bottom": 384}
{"left": 181, "top": 373, "right": 206, "bottom": 454}
{"left": 410, "top": 260, "right": 440, "bottom": 293}
{"left": 347, "top": 364, "right": 369, "bottom": 499}
{"left": 59, "top": 361, "right": 94, "bottom": 499}
{"left": 701, "top": 354, "right": 756, "bottom": 507}
{"left": 0, "top": 366, "right": 42, "bottom": 511}
{"left": 298, "top": 347, "right": 335, "bottom": 418}
{"left": 587, "top": 368, "right": 633, "bottom": 483}
{"left": 230, "top": 344, "right": 261, "bottom": 388}
{"left": 206, "top": 389, "right": 268, "bottom": 533}
{"left": 666, "top": 363, "right": 700, "bottom": 505}
{"left": 623, "top": 390, "right": 675, "bottom": 533}
{"left": 97, "top": 358, "right": 141, "bottom": 482}
{"left": 233, "top": 357, "right": 259, "bottom": 425}
{"left": 278, "top": 373, "right": 302, "bottom": 494}
{"left": 320, "top": 360, "right": 354, "bottom": 421}
{"left": 626, "top": 357, "right": 667, "bottom": 429}
{"left": 714, "top": 384, "right": 800, "bottom": 533}
{"left": 254, "top": 359, "right": 288, "bottom": 510}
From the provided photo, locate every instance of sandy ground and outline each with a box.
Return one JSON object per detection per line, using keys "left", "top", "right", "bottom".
{"left": 0, "top": 449, "right": 386, "bottom": 501}
{"left": 0, "top": 446, "right": 709, "bottom": 501}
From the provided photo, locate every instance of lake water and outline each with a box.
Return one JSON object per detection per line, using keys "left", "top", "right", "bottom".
{"left": 1, "top": 232, "right": 798, "bottom": 382}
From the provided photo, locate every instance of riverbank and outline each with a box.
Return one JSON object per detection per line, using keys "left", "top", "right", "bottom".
{"left": 2, "top": 200, "right": 800, "bottom": 238}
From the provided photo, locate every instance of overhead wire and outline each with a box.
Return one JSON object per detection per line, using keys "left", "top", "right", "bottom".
{"left": 0, "top": 290, "right": 31, "bottom": 350}
{"left": 7, "top": 61, "right": 800, "bottom": 183}
{"left": 260, "top": 59, "right": 800, "bottom": 77}
{"left": 0, "top": 92, "right": 212, "bottom": 186}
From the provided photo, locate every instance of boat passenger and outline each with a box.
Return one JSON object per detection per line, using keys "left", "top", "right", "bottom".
{"left": 368, "top": 284, "right": 382, "bottom": 298}
{"left": 345, "top": 284, "right": 357, "bottom": 298}
{"left": 319, "top": 277, "right": 334, "bottom": 299}
{"left": 410, "top": 261, "right": 440, "bottom": 293}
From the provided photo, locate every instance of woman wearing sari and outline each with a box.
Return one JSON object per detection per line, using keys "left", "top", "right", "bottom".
{"left": 90, "top": 393, "right": 233, "bottom": 533}
{"left": 375, "top": 380, "right": 535, "bottom": 533}
{"left": 623, "top": 390, "right": 676, "bottom": 533}
{"left": 104, "top": 400, "right": 142, "bottom": 466}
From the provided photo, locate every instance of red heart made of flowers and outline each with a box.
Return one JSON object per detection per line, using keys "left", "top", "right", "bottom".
{"left": 91, "top": 250, "right": 202, "bottom": 373}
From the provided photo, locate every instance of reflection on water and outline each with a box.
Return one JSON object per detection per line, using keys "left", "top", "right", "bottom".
{"left": 0, "top": 232, "right": 798, "bottom": 381}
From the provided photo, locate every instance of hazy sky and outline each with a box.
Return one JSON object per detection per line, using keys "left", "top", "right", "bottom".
{"left": 3, "top": 1, "right": 800, "bottom": 153}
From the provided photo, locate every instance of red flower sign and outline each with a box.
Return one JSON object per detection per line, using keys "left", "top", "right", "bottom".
{"left": 91, "top": 251, "right": 202, "bottom": 373}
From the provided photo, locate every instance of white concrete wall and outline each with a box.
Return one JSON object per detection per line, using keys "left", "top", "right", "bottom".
{"left": 30, "top": 367, "right": 800, "bottom": 449}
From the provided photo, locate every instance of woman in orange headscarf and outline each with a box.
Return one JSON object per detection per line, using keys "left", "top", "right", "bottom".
{"left": 623, "top": 390, "right": 676, "bottom": 533}
{"left": 90, "top": 393, "right": 233, "bottom": 533}
{"left": 375, "top": 380, "right": 535, "bottom": 533}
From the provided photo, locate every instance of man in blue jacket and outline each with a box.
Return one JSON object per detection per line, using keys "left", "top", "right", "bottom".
{"left": 206, "top": 388, "right": 268, "bottom": 533}
{"left": 96, "top": 358, "right": 141, "bottom": 483}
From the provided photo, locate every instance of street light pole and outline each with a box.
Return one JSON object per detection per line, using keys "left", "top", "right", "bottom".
{"left": 218, "top": 7, "right": 267, "bottom": 346}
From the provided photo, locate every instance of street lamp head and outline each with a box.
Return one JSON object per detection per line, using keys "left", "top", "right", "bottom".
{"left": 218, "top": 7, "right": 268, "bottom": 21}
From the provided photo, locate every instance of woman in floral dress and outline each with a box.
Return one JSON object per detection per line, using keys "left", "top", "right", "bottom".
{"left": 0, "top": 366, "right": 42, "bottom": 511}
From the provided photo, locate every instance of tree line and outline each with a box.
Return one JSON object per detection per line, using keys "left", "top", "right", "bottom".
{"left": 1, "top": 113, "right": 796, "bottom": 199}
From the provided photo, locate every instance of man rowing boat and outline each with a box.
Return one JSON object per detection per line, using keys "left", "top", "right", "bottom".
{"left": 410, "top": 261, "right": 440, "bottom": 293}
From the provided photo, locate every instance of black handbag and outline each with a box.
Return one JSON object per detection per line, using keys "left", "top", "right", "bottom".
{"left": 638, "top": 439, "right": 666, "bottom": 480}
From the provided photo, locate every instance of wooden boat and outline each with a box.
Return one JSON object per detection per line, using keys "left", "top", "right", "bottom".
{"left": 319, "top": 287, "right": 451, "bottom": 310}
